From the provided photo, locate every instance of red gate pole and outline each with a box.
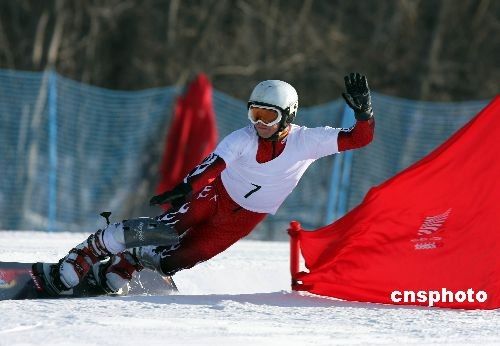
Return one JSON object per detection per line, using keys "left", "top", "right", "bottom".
{"left": 287, "top": 221, "right": 302, "bottom": 290}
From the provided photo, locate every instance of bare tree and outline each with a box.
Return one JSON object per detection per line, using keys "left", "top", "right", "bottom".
{"left": 0, "top": 0, "right": 498, "bottom": 103}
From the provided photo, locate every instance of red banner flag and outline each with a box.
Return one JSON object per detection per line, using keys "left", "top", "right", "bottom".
{"left": 156, "top": 74, "right": 218, "bottom": 199}
{"left": 296, "top": 96, "right": 500, "bottom": 309}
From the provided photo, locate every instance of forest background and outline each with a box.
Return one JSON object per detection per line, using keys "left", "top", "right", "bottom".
{"left": 0, "top": 0, "right": 498, "bottom": 104}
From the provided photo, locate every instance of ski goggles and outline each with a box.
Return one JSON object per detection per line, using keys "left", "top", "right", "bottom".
{"left": 248, "top": 105, "right": 282, "bottom": 127}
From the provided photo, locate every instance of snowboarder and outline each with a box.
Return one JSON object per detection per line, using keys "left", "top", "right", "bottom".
{"left": 39, "top": 73, "right": 376, "bottom": 295}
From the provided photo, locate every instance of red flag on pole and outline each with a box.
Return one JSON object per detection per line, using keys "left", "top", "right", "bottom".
{"left": 156, "top": 74, "right": 218, "bottom": 201}
{"left": 295, "top": 96, "right": 500, "bottom": 309}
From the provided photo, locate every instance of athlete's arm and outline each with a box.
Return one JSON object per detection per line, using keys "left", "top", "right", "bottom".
{"left": 337, "top": 118, "right": 375, "bottom": 151}
{"left": 149, "top": 154, "right": 226, "bottom": 206}
{"left": 183, "top": 154, "right": 226, "bottom": 193}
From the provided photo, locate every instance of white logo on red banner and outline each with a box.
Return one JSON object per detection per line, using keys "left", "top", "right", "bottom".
{"left": 412, "top": 208, "right": 452, "bottom": 250}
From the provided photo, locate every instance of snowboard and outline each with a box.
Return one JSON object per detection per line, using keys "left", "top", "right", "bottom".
{"left": 0, "top": 261, "right": 177, "bottom": 300}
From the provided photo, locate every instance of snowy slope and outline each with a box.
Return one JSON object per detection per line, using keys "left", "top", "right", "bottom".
{"left": 0, "top": 230, "right": 499, "bottom": 346}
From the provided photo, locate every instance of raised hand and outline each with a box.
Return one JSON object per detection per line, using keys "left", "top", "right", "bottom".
{"left": 342, "top": 72, "right": 374, "bottom": 121}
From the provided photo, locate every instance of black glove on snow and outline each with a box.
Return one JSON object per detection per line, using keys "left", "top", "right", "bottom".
{"left": 149, "top": 182, "right": 192, "bottom": 207}
{"left": 342, "top": 72, "right": 374, "bottom": 121}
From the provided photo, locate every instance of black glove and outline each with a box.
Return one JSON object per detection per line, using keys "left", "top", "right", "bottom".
{"left": 342, "top": 72, "right": 374, "bottom": 121}
{"left": 149, "top": 182, "right": 192, "bottom": 207}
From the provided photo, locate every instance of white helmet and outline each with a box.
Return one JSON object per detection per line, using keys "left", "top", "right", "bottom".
{"left": 248, "top": 80, "right": 299, "bottom": 131}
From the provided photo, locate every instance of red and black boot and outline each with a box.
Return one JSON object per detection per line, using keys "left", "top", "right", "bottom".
{"left": 54, "top": 229, "right": 112, "bottom": 292}
{"left": 94, "top": 252, "right": 143, "bottom": 294}
{"left": 92, "top": 246, "right": 165, "bottom": 294}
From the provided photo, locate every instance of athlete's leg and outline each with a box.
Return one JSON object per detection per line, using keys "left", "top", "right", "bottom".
{"left": 157, "top": 178, "right": 267, "bottom": 275}
{"left": 159, "top": 207, "right": 265, "bottom": 275}
{"left": 93, "top": 181, "right": 222, "bottom": 293}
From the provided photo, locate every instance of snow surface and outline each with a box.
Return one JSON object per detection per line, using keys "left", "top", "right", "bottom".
{"left": 0, "top": 230, "right": 499, "bottom": 346}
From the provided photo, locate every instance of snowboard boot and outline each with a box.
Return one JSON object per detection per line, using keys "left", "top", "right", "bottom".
{"left": 94, "top": 252, "right": 143, "bottom": 294}
{"left": 55, "top": 229, "right": 112, "bottom": 291}
{"left": 93, "top": 246, "right": 163, "bottom": 294}
{"left": 32, "top": 262, "right": 74, "bottom": 297}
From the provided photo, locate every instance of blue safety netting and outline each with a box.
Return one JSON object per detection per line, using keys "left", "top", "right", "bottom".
{"left": 0, "top": 69, "right": 490, "bottom": 239}
{"left": 0, "top": 69, "right": 177, "bottom": 232}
